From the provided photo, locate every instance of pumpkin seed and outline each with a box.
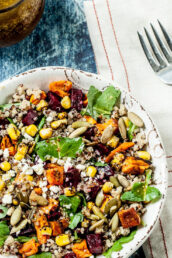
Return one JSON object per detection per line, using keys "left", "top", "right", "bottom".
{"left": 17, "top": 192, "right": 29, "bottom": 204}
{"left": 117, "top": 175, "right": 130, "bottom": 188}
{"left": 10, "top": 205, "right": 22, "bottom": 226}
{"left": 110, "top": 205, "right": 118, "bottom": 217}
{"left": 101, "top": 125, "right": 115, "bottom": 144}
{"left": 69, "top": 127, "right": 87, "bottom": 138}
{"left": 29, "top": 190, "right": 48, "bottom": 206}
{"left": 92, "top": 206, "right": 108, "bottom": 223}
{"left": 72, "top": 121, "right": 92, "bottom": 129}
{"left": 89, "top": 215, "right": 100, "bottom": 220}
{"left": 118, "top": 118, "right": 127, "bottom": 139}
{"left": 128, "top": 112, "right": 144, "bottom": 127}
{"left": 110, "top": 176, "right": 120, "bottom": 187}
{"left": 95, "top": 190, "right": 105, "bottom": 207}
{"left": 10, "top": 219, "right": 28, "bottom": 234}
{"left": 104, "top": 198, "right": 118, "bottom": 214}
{"left": 111, "top": 213, "right": 119, "bottom": 232}
{"left": 7, "top": 207, "right": 15, "bottom": 216}
{"left": 89, "top": 219, "right": 105, "bottom": 231}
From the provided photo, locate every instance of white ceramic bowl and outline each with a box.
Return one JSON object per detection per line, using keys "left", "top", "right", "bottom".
{"left": 0, "top": 67, "right": 168, "bottom": 258}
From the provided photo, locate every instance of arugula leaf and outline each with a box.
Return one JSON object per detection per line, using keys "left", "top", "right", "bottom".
{"left": 35, "top": 137, "right": 84, "bottom": 161}
{"left": 69, "top": 212, "right": 84, "bottom": 230}
{"left": 0, "top": 103, "right": 20, "bottom": 111}
{"left": 95, "top": 162, "right": 108, "bottom": 167}
{"left": 121, "top": 178, "right": 161, "bottom": 203}
{"left": 103, "top": 230, "right": 137, "bottom": 258}
{"left": 82, "top": 86, "right": 120, "bottom": 119}
{"left": 0, "top": 221, "right": 10, "bottom": 247}
{"left": 28, "top": 252, "right": 52, "bottom": 258}
{"left": 59, "top": 195, "right": 81, "bottom": 215}
{"left": 17, "top": 236, "right": 37, "bottom": 243}
{"left": 0, "top": 205, "right": 8, "bottom": 219}
{"left": 35, "top": 138, "right": 59, "bottom": 161}
{"left": 127, "top": 121, "right": 137, "bottom": 140}
{"left": 58, "top": 137, "right": 84, "bottom": 158}
{"left": 34, "top": 116, "right": 46, "bottom": 144}
{"left": 76, "top": 192, "right": 87, "bottom": 206}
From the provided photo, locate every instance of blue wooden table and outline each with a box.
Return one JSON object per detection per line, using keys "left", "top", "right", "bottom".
{"left": 0, "top": 1, "right": 145, "bottom": 257}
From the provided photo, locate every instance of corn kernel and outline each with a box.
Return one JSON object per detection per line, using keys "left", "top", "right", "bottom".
{"left": 26, "top": 175, "right": 33, "bottom": 181}
{"left": 87, "top": 202, "right": 94, "bottom": 210}
{"left": 0, "top": 161, "right": 11, "bottom": 171}
{"left": 0, "top": 180, "right": 5, "bottom": 191}
{"left": 64, "top": 187, "right": 76, "bottom": 196}
{"left": 55, "top": 234, "right": 70, "bottom": 246}
{"left": 123, "top": 116, "right": 130, "bottom": 128}
{"left": 39, "top": 128, "right": 52, "bottom": 139}
{"left": 15, "top": 144, "right": 28, "bottom": 161}
{"left": 136, "top": 151, "right": 151, "bottom": 160}
{"left": 25, "top": 124, "right": 38, "bottom": 137}
{"left": 86, "top": 166, "right": 97, "bottom": 178}
{"left": 107, "top": 136, "right": 119, "bottom": 148}
{"left": 111, "top": 153, "right": 125, "bottom": 166}
{"left": 7, "top": 124, "right": 20, "bottom": 140}
{"left": 81, "top": 219, "right": 89, "bottom": 228}
{"left": 102, "top": 182, "right": 113, "bottom": 193}
{"left": 58, "top": 112, "right": 67, "bottom": 119}
{"left": 36, "top": 100, "right": 48, "bottom": 111}
{"left": 13, "top": 199, "right": 19, "bottom": 205}
{"left": 61, "top": 96, "right": 71, "bottom": 109}
{"left": 41, "top": 226, "right": 52, "bottom": 236}
{"left": 51, "top": 119, "right": 67, "bottom": 129}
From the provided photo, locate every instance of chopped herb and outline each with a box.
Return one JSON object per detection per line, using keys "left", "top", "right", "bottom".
{"left": 95, "top": 161, "right": 108, "bottom": 167}
{"left": 28, "top": 252, "right": 52, "bottom": 258}
{"left": 127, "top": 121, "right": 137, "bottom": 140}
{"left": 7, "top": 117, "right": 16, "bottom": 125}
{"left": 69, "top": 212, "right": 84, "bottom": 230}
{"left": 17, "top": 236, "right": 37, "bottom": 243}
{"left": 0, "top": 205, "right": 8, "bottom": 219}
{"left": 0, "top": 221, "right": 10, "bottom": 247}
{"left": 34, "top": 116, "right": 46, "bottom": 144}
{"left": 0, "top": 103, "right": 20, "bottom": 111}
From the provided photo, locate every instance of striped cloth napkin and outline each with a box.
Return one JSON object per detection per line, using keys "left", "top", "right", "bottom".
{"left": 84, "top": 0, "right": 172, "bottom": 257}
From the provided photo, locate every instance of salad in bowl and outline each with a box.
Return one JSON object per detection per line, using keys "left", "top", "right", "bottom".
{"left": 0, "top": 67, "right": 167, "bottom": 258}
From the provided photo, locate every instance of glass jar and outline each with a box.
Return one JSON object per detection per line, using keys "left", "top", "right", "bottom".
{"left": 0, "top": 0, "right": 45, "bottom": 47}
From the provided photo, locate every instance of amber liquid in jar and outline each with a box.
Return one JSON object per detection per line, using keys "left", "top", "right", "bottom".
{"left": 0, "top": 0, "right": 45, "bottom": 47}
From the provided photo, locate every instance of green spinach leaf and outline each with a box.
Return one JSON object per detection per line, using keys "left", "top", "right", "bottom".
{"left": 0, "top": 103, "right": 20, "bottom": 111}
{"left": 59, "top": 195, "right": 81, "bottom": 215}
{"left": 0, "top": 221, "right": 10, "bottom": 247}
{"left": 17, "top": 236, "right": 37, "bottom": 243}
{"left": 69, "top": 212, "right": 84, "bottom": 230}
{"left": 95, "top": 162, "right": 108, "bottom": 167}
{"left": 28, "top": 252, "right": 52, "bottom": 258}
{"left": 58, "top": 137, "right": 84, "bottom": 158}
{"left": 0, "top": 205, "right": 8, "bottom": 219}
{"left": 103, "top": 230, "right": 137, "bottom": 258}
{"left": 82, "top": 86, "right": 120, "bottom": 119}
{"left": 35, "top": 138, "right": 59, "bottom": 161}
{"left": 145, "top": 187, "right": 162, "bottom": 202}
{"left": 76, "top": 192, "right": 87, "bottom": 206}
{"left": 127, "top": 121, "right": 137, "bottom": 140}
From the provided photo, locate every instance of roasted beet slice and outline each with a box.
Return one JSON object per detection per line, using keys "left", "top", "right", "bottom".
{"left": 22, "top": 109, "right": 38, "bottom": 125}
{"left": 47, "top": 91, "right": 62, "bottom": 111}
{"left": 47, "top": 209, "right": 61, "bottom": 221}
{"left": 88, "top": 185, "right": 100, "bottom": 201}
{"left": 70, "top": 88, "right": 83, "bottom": 111}
{"left": 65, "top": 167, "right": 81, "bottom": 188}
{"left": 86, "top": 234, "right": 103, "bottom": 254}
{"left": 83, "top": 127, "right": 95, "bottom": 141}
{"left": 64, "top": 253, "right": 76, "bottom": 258}
{"left": 95, "top": 143, "right": 110, "bottom": 156}
{"left": 97, "top": 165, "right": 114, "bottom": 180}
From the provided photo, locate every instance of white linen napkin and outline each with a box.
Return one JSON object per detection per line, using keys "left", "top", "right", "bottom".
{"left": 84, "top": 0, "right": 172, "bottom": 257}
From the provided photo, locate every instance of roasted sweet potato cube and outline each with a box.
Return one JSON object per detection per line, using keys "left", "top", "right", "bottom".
{"left": 122, "top": 156, "right": 149, "bottom": 174}
{"left": 49, "top": 80, "right": 72, "bottom": 98}
{"left": 60, "top": 218, "right": 69, "bottom": 229}
{"left": 49, "top": 221, "right": 63, "bottom": 236}
{"left": 118, "top": 208, "right": 141, "bottom": 228}
{"left": 41, "top": 198, "right": 59, "bottom": 214}
{"left": 46, "top": 164, "right": 64, "bottom": 185}
{"left": 34, "top": 215, "right": 49, "bottom": 244}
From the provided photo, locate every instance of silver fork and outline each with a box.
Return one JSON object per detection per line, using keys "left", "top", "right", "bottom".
{"left": 138, "top": 20, "right": 172, "bottom": 85}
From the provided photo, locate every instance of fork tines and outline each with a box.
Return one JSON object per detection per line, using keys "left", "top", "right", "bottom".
{"left": 138, "top": 20, "right": 172, "bottom": 72}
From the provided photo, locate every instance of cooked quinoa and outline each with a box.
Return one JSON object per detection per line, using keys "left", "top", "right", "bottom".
{"left": 0, "top": 82, "right": 161, "bottom": 258}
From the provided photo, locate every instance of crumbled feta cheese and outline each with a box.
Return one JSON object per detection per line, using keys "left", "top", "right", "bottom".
{"left": 76, "top": 164, "right": 86, "bottom": 170}
{"left": 3, "top": 148, "right": 9, "bottom": 159}
{"left": 32, "top": 164, "right": 44, "bottom": 175}
{"left": 46, "top": 116, "right": 53, "bottom": 122}
{"left": 2, "top": 194, "right": 12, "bottom": 204}
{"left": 23, "top": 133, "right": 33, "bottom": 141}
{"left": 57, "top": 159, "right": 65, "bottom": 166}
{"left": 0, "top": 150, "right": 3, "bottom": 155}
{"left": 64, "top": 158, "right": 73, "bottom": 172}
{"left": 50, "top": 186, "right": 60, "bottom": 193}
{"left": 2, "top": 173, "right": 11, "bottom": 181}
{"left": 39, "top": 181, "right": 47, "bottom": 188}
{"left": 8, "top": 170, "right": 15, "bottom": 178}
{"left": 42, "top": 193, "right": 47, "bottom": 199}
{"left": 81, "top": 171, "right": 86, "bottom": 177}
{"left": 42, "top": 187, "right": 48, "bottom": 193}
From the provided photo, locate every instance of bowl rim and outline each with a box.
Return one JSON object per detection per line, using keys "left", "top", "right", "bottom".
{"left": 0, "top": 66, "right": 168, "bottom": 258}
